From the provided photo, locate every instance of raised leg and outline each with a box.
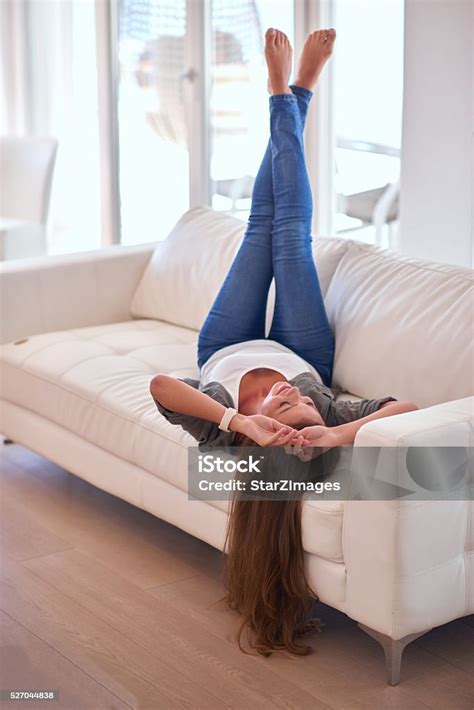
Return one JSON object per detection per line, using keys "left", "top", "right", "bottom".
{"left": 197, "top": 90, "right": 313, "bottom": 370}
{"left": 264, "top": 28, "right": 336, "bottom": 386}
{"left": 358, "top": 623, "right": 431, "bottom": 685}
{"left": 197, "top": 155, "right": 275, "bottom": 368}
{"left": 267, "top": 93, "right": 335, "bottom": 386}
{"left": 198, "top": 28, "right": 335, "bottom": 374}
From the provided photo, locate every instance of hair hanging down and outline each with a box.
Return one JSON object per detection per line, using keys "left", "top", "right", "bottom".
{"left": 221, "top": 435, "right": 340, "bottom": 656}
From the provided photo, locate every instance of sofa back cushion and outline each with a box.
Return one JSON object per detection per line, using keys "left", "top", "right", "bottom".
{"left": 131, "top": 206, "right": 350, "bottom": 331}
{"left": 325, "top": 242, "right": 474, "bottom": 407}
{"left": 131, "top": 207, "right": 242, "bottom": 331}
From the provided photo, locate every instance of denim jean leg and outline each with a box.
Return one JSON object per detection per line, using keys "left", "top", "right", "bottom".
{"left": 248, "top": 84, "right": 313, "bottom": 223}
{"left": 268, "top": 95, "right": 335, "bottom": 385}
{"left": 197, "top": 88, "right": 318, "bottom": 371}
{"left": 197, "top": 143, "right": 275, "bottom": 368}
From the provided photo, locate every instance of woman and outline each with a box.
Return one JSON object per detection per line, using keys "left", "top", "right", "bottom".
{"left": 150, "top": 28, "right": 418, "bottom": 654}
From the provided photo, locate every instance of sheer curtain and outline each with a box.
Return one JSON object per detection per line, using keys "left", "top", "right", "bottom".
{"left": 0, "top": 0, "right": 102, "bottom": 255}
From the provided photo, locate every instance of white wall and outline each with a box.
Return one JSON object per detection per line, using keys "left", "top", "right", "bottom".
{"left": 399, "top": 0, "right": 473, "bottom": 267}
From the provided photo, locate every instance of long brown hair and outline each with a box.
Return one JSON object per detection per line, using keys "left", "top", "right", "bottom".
{"left": 221, "top": 434, "right": 337, "bottom": 656}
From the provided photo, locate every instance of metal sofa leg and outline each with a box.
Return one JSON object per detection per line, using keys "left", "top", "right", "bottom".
{"left": 358, "top": 623, "right": 430, "bottom": 685}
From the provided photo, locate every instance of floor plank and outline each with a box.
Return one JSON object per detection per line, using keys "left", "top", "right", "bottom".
{"left": 0, "top": 554, "right": 226, "bottom": 709}
{"left": 1, "top": 448, "right": 220, "bottom": 587}
{"left": 148, "top": 574, "right": 433, "bottom": 709}
{"left": 414, "top": 619, "right": 474, "bottom": 675}
{"left": 1, "top": 493, "right": 74, "bottom": 562}
{"left": 0, "top": 609, "right": 130, "bottom": 710}
{"left": 22, "top": 548, "right": 330, "bottom": 709}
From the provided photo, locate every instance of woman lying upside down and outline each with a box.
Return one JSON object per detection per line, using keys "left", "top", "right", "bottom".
{"left": 150, "top": 27, "right": 418, "bottom": 656}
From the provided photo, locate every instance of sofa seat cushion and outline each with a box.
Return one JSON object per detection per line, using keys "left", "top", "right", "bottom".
{"left": 0, "top": 319, "right": 201, "bottom": 472}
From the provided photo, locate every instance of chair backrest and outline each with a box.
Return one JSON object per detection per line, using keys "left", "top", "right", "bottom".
{"left": 0, "top": 136, "right": 58, "bottom": 224}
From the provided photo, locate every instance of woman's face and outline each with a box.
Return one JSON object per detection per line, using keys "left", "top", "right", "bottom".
{"left": 259, "top": 381, "right": 324, "bottom": 427}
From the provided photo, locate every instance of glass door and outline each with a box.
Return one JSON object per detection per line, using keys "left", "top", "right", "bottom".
{"left": 333, "top": 0, "right": 404, "bottom": 247}
{"left": 117, "top": 0, "right": 190, "bottom": 245}
{"left": 209, "top": 0, "right": 295, "bottom": 220}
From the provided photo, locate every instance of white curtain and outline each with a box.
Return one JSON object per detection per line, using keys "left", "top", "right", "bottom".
{"left": 0, "top": 0, "right": 74, "bottom": 137}
{"left": 0, "top": 0, "right": 102, "bottom": 254}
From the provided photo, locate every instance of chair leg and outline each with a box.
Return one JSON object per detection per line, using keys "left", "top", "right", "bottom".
{"left": 358, "top": 623, "right": 430, "bottom": 685}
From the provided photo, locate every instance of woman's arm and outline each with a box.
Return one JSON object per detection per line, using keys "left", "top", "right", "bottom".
{"left": 332, "top": 400, "right": 418, "bottom": 445}
{"left": 150, "top": 374, "right": 308, "bottom": 447}
{"left": 151, "top": 374, "right": 227, "bottom": 426}
{"left": 300, "top": 400, "right": 419, "bottom": 448}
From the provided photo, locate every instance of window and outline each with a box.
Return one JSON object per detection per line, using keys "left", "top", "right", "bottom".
{"left": 209, "top": 0, "right": 294, "bottom": 220}
{"left": 117, "top": 0, "right": 190, "bottom": 245}
{"left": 4, "top": 1, "right": 404, "bottom": 256}
{"left": 333, "top": 0, "right": 404, "bottom": 246}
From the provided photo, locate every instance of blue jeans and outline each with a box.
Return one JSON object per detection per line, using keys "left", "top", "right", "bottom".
{"left": 197, "top": 85, "right": 335, "bottom": 387}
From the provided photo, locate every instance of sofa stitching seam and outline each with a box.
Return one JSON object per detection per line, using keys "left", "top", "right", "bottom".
{"left": 398, "top": 550, "right": 474, "bottom": 581}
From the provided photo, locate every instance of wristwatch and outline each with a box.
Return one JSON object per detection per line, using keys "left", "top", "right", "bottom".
{"left": 218, "top": 407, "right": 238, "bottom": 432}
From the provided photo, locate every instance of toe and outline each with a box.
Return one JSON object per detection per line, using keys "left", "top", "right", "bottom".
{"left": 326, "top": 28, "right": 336, "bottom": 49}
{"left": 265, "top": 27, "right": 275, "bottom": 43}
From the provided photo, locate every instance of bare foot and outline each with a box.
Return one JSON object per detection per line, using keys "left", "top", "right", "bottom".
{"left": 294, "top": 28, "right": 336, "bottom": 91}
{"left": 264, "top": 28, "right": 293, "bottom": 95}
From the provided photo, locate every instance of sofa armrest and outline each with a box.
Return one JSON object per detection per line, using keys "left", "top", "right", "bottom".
{"left": 342, "top": 397, "right": 473, "bottom": 639}
{"left": 0, "top": 243, "right": 155, "bottom": 344}
{"left": 354, "top": 397, "right": 474, "bottom": 447}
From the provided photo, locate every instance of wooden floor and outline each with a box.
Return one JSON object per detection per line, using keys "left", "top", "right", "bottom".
{"left": 1, "top": 438, "right": 473, "bottom": 710}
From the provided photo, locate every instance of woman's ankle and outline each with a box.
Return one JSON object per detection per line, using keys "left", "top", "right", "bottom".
{"left": 270, "top": 85, "right": 292, "bottom": 96}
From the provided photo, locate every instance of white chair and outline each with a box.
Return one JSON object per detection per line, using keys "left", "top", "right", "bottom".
{"left": 336, "top": 138, "right": 401, "bottom": 248}
{"left": 338, "top": 180, "right": 400, "bottom": 248}
{"left": 0, "top": 136, "right": 58, "bottom": 259}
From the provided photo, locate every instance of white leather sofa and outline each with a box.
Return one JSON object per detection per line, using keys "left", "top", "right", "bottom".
{"left": 1, "top": 207, "right": 473, "bottom": 684}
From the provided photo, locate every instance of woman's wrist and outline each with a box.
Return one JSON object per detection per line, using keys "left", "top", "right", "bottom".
{"left": 331, "top": 423, "right": 355, "bottom": 446}
{"left": 228, "top": 412, "right": 247, "bottom": 434}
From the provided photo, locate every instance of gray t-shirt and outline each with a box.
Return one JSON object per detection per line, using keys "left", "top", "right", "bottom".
{"left": 151, "top": 371, "right": 397, "bottom": 450}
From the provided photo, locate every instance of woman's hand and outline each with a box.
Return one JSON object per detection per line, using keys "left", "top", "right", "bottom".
{"left": 298, "top": 425, "right": 341, "bottom": 449}
{"left": 230, "top": 413, "right": 310, "bottom": 448}
{"left": 284, "top": 425, "right": 341, "bottom": 461}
